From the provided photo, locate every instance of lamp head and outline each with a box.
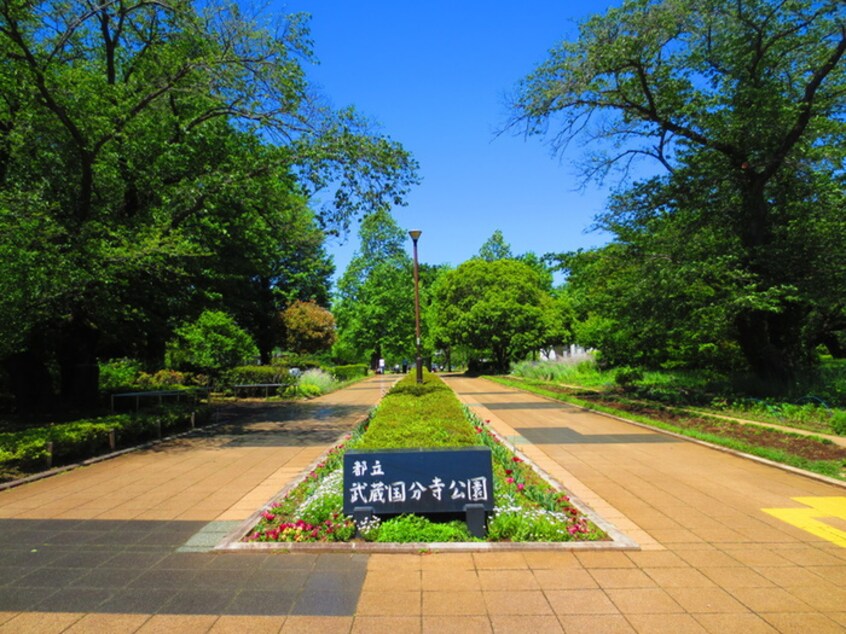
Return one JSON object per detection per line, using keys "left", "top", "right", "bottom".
{"left": 408, "top": 229, "right": 422, "bottom": 241}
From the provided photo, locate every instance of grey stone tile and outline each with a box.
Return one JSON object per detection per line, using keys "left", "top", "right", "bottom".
{"left": 0, "top": 566, "right": 28, "bottom": 587}
{"left": 193, "top": 568, "right": 254, "bottom": 589}
{"left": 99, "top": 551, "right": 167, "bottom": 569}
{"left": 53, "top": 549, "right": 118, "bottom": 568}
{"left": 224, "top": 589, "right": 297, "bottom": 616}
{"left": 313, "top": 554, "right": 368, "bottom": 571}
{"left": 516, "top": 426, "right": 680, "bottom": 444}
{"left": 244, "top": 568, "right": 312, "bottom": 590}
{"left": 31, "top": 587, "right": 113, "bottom": 612}
{"left": 161, "top": 589, "right": 237, "bottom": 614}
{"left": 0, "top": 586, "right": 56, "bottom": 611}
{"left": 292, "top": 590, "right": 360, "bottom": 616}
{"left": 0, "top": 547, "right": 65, "bottom": 567}
{"left": 98, "top": 588, "right": 176, "bottom": 614}
{"left": 260, "top": 554, "right": 318, "bottom": 571}
{"left": 151, "top": 553, "right": 214, "bottom": 570}
{"left": 47, "top": 530, "right": 102, "bottom": 546}
{"left": 303, "top": 570, "right": 366, "bottom": 595}
{"left": 205, "top": 554, "right": 268, "bottom": 571}
{"left": 128, "top": 568, "right": 199, "bottom": 589}
{"left": 76, "top": 566, "right": 144, "bottom": 589}
{"left": 17, "top": 566, "right": 88, "bottom": 588}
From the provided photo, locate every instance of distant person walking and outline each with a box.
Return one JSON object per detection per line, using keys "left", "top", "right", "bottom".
{"left": 378, "top": 358, "right": 385, "bottom": 374}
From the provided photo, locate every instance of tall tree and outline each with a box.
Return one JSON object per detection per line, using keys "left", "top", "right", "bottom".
{"left": 431, "top": 259, "right": 555, "bottom": 372}
{"left": 333, "top": 210, "right": 415, "bottom": 367}
{"left": 477, "top": 229, "right": 513, "bottom": 261}
{"left": 281, "top": 300, "right": 337, "bottom": 355}
{"left": 510, "top": 0, "right": 846, "bottom": 383}
{"left": 0, "top": 1, "right": 417, "bottom": 409}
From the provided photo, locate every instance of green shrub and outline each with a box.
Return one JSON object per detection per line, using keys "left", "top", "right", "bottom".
{"left": 614, "top": 366, "right": 644, "bottom": 388}
{"left": 166, "top": 310, "right": 258, "bottom": 376}
{"left": 0, "top": 405, "right": 211, "bottom": 471}
{"left": 373, "top": 514, "right": 475, "bottom": 543}
{"left": 225, "top": 365, "right": 294, "bottom": 387}
{"left": 830, "top": 411, "right": 846, "bottom": 436}
{"left": 331, "top": 364, "right": 369, "bottom": 381}
{"left": 99, "top": 358, "right": 142, "bottom": 390}
{"left": 359, "top": 371, "right": 478, "bottom": 449}
{"left": 273, "top": 353, "right": 324, "bottom": 371}
{"left": 295, "top": 383, "right": 323, "bottom": 398}
{"left": 135, "top": 369, "right": 202, "bottom": 389}
{"left": 297, "top": 368, "right": 337, "bottom": 396}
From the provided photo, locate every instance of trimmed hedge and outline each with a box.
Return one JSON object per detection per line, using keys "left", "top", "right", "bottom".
{"left": 331, "top": 364, "right": 369, "bottom": 381}
{"left": 0, "top": 404, "right": 212, "bottom": 474}
{"left": 358, "top": 370, "right": 478, "bottom": 449}
{"left": 224, "top": 365, "right": 296, "bottom": 387}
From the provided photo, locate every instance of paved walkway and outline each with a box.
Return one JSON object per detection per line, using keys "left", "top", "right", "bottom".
{"left": 0, "top": 374, "right": 844, "bottom": 633}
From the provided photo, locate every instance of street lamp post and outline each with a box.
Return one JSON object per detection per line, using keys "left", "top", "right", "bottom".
{"left": 409, "top": 230, "right": 423, "bottom": 384}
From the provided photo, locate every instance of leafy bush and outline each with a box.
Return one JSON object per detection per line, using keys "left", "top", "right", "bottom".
{"left": 296, "top": 368, "right": 337, "bottom": 396}
{"left": 224, "top": 365, "right": 294, "bottom": 387}
{"left": 373, "top": 514, "right": 475, "bottom": 543}
{"left": 331, "top": 364, "right": 369, "bottom": 382}
{"left": 0, "top": 405, "right": 211, "bottom": 473}
{"left": 135, "top": 369, "right": 204, "bottom": 390}
{"left": 510, "top": 359, "right": 608, "bottom": 388}
{"left": 829, "top": 410, "right": 846, "bottom": 436}
{"left": 99, "top": 358, "right": 142, "bottom": 390}
{"left": 359, "top": 370, "right": 478, "bottom": 449}
{"left": 614, "top": 366, "right": 644, "bottom": 388}
{"left": 272, "top": 353, "right": 324, "bottom": 371}
{"left": 167, "top": 310, "right": 258, "bottom": 376}
{"left": 281, "top": 300, "right": 337, "bottom": 354}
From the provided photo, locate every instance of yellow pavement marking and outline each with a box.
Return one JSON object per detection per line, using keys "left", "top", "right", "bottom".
{"left": 762, "top": 497, "right": 846, "bottom": 548}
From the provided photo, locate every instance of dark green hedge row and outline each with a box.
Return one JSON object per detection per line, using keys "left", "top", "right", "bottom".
{"left": 331, "top": 364, "right": 369, "bottom": 381}
{"left": 358, "top": 370, "right": 478, "bottom": 449}
{"left": 224, "top": 366, "right": 296, "bottom": 387}
{"left": 0, "top": 404, "right": 212, "bottom": 472}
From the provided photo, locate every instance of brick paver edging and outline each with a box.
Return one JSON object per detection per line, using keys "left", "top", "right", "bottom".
{"left": 214, "top": 413, "right": 641, "bottom": 554}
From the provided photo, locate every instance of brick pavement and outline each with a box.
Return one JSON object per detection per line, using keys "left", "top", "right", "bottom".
{"left": 0, "top": 374, "right": 844, "bottom": 632}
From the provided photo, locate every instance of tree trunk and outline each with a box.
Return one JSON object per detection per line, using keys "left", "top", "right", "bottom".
{"left": 57, "top": 315, "right": 101, "bottom": 409}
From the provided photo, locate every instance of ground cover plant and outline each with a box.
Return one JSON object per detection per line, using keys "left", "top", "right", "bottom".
{"left": 0, "top": 404, "right": 212, "bottom": 483}
{"left": 243, "top": 371, "right": 606, "bottom": 544}
{"left": 497, "top": 363, "right": 846, "bottom": 481}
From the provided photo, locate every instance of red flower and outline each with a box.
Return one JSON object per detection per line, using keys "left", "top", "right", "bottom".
{"left": 504, "top": 469, "right": 513, "bottom": 475}
{"left": 512, "top": 456, "right": 523, "bottom": 463}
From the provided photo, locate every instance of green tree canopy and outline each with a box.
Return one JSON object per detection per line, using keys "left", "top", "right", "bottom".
{"left": 430, "top": 259, "right": 555, "bottom": 372}
{"left": 333, "top": 211, "right": 415, "bottom": 367}
{"left": 510, "top": 0, "right": 846, "bottom": 384}
{"left": 166, "top": 310, "right": 258, "bottom": 377}
{"left": 0, "top": 0, "right": 417, "bottom": 409}
{"left": 281, "top": 300, "right": 337, "bottom": 355}
{"left": 477, "top": 229, "right": 513, "bottom": 261}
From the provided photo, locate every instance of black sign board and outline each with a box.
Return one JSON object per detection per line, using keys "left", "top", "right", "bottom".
{"left": 342, "top": 446, "right": 494, "bottom": 516}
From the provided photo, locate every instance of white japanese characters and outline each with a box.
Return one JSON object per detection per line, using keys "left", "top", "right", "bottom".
{"left": 344, "top": 449, "right": 494, "bottom": 514}
{"left": 348, "top": 472, "right": 489, "bottom": 506}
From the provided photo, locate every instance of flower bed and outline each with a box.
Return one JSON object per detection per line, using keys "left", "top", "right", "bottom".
{"left": 243, "top": 371, "right": 608, "bottom": 544}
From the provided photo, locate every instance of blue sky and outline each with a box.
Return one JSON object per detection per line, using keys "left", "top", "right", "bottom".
{"left": 279, "top": 1, "right": 622, "bottom": 281}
